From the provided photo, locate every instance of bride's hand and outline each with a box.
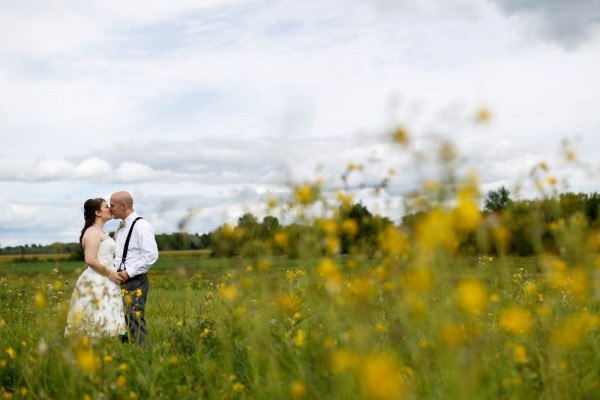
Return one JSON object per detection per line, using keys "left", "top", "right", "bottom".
{"left": 109, "top": 271, "right": 123, "bottom": 283}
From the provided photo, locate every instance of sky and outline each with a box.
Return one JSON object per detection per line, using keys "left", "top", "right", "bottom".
{"left": 1, "top": 0, "right": 600, "bottom": 247}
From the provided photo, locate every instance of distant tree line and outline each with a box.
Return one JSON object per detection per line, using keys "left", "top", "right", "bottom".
{"left": 3, "top": 190, "right": 599, "bottom": 260}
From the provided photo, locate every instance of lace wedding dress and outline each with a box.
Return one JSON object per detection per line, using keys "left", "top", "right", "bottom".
{"left": 65, "top": 238, "right": 126, "bottom": 337}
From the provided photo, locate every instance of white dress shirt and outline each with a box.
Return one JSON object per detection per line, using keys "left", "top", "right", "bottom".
{"left": 113, "top": 212, "right": 159, "bottom": 278}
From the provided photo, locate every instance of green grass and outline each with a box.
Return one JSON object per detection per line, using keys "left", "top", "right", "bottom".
{"left": 0, "top": 253, "right": 598, "bottom": 399}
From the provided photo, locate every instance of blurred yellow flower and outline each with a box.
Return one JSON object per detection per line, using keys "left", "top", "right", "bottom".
{"left": 416, "top": 208, "right": 457, "bottom": 252}
{"left": 341, "top": 219, "right": 359, "bottom": 236}
{"left": 267, "top": 197, "right": 278, "bottom": 210}
{"left": 317, "top": 259, "right": 343, "bottom": 296}
{"left": 378, "top": 226, "right": 409, "bottom": 257}
{"left": 457, "top": 279, "right": 488, "bottom": 316}
{"left": 360, "top": 353, "right": 405, "bottom": 400}
{"left": 319, "top": 219, "right": 337, "bottom": 235}
{"left": 274, "top": 232, "right": 289, "bottom": 249}
{"left": 476, "top": 106, "right": 491, "bottom": 123}
{"left": 34, "top": 292, "right": 47, "bottom": 309}
{"left": 346, "top": 277, "right": 374, "bottom": 300}
{"left": 336, "top": 191, "right": 354, "bottom": 209}
{"left": 200, "top": 327, "right": 211, "bottom": 339}
{"left": 76, "top": 348, "right": 99, "bottom": 374}
{"left": 116, "top": 375, "right": 127, "bottom": 388}
{"left": 550, "top": 310, "right": 600, "bottom": 348}
{"left": 326, "top": 236, "right": 340, "bottom": 255}
{"left": 331, "top": 349, "right": 359, "bottom": 373}
{"left": 440, "top": 323, "right": 467, "bottom": 347}
{"left": 392, "top": 126, "right": 409, "bottom": 146}
{"left": 232, "top": 382, "right": 245, "bottom": 392}
{"left": 294, "top": 329, "right": 306, "bottom": 347}
{"left": 219, "top": 284, "right": 238, "bottom": 302}
{"left": 278, "top": 293, "right": 303, "bottom": 313}
{"left": 523, "top": 281, "right": 537, "bottom": 297}
{"left": 290, "top": 380, "right": 306, "bottom": 399}
{"left": 499, "top": 307, "right": 533, "bottom": 336}
{"left": 293, "top": 184, "right": 318, "bottom": 205}
{"left": 453, "top": 196, "right": 481, "bottom": 233}
{"left": 401, "top": 267, "right": 435, "bottom": 293}
{"left": 506, "top": 342, "right": 528, "bottom": 363}
{"left": 6, "top": 348, "right": 16, "bottom": 360}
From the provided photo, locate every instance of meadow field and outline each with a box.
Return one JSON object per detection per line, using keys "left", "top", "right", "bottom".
{"left": 1, "top": 248, "right": 598, "bottom": 399}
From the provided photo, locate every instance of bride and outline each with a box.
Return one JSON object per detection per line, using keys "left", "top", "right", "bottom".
{"left": 65, "top": 198, "right": 126, "bottom": 337}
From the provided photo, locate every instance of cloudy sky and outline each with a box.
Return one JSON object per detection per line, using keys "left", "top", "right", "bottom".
{"left": 1, "top": 0, "right": 599, "bottom": 247}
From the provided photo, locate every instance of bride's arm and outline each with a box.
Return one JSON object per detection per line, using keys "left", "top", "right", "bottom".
{"left": 83, "top": 230, "right": 123, "bottom": 283}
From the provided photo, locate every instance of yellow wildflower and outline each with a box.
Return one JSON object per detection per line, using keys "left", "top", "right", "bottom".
{"left": 392, "top": 126, "right": 409, "bottom": 145}
{"left": 290, "top": 380, "right": 306, "bottom": 399}
{"left": 378, "top": 226, "right": 409, "bottom": 257}
{"left": 550, "top": 310, "right": 600, "bottom": 348}
{"left": 499, "top": 307, "right": 533, "bottom": 336}
{"left": 317, "top": 259, "right": 343, "bottom": 296}
{"left": 506, "top": 342, "right": 528, "bottom": 364}
{"left": 278, "top": 293, "right": 303, "bottom": 313}
{"left": 401, "top": 267, "right": 435, "bottom": 293}
{"left": 293, "top": 184, "right": 318, "bottom": 205}
{"left": 274, "top": 232, "right": 289, "bottom": 249}
{"left": 294, "top": 329, "right": 306, "bottom": 347}
{"left": 116, "top": 375, "right": 127, "bottom": 387}
{"left": 476, "top": 106, "right": 491, "bottom": 123}
{"left": 232, "top": 382, "right": 245, "bottom": 392}
{"left": 34, "top": 292, "right": 47, "bottom": 309}
{"left": 341, "top": 219, "right": 359, "bottom": 236}
{"left": 453, "top": 189, "right": 481, "bottom": 233}
{"left": 346, "top": 277, "right": 374, "bottom": 300}
{"left": 219, "top": 285, "right": 238, "bottom": 302}
{"left": 457, "top": 279, "right": 488, "bottom": 316}
{"left": 440, "top": 323, "right": 467, "bottom": 347}
{"left": 5, "top": 348, "right": 16, "bottom": 360}
{"left": 330, "top": 349, "right": 359, "bottom": 373}
{"left": 360, "top": 353, "right": 405, "bottom": 400}
{"left": 76, "top": 348, "right": 99, "bottom": 374}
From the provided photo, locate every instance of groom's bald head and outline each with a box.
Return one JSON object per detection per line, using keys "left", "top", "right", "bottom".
{"left": 109, "top": 191, "right": 134, "bottom": 219}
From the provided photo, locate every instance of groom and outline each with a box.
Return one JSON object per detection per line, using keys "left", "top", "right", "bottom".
{"left": 110, "top": 191, "right": 159, "bottom": 346}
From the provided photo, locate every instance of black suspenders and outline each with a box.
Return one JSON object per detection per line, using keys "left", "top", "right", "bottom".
{"left": 118, "top": 217, "right": 143, "bottom": 272}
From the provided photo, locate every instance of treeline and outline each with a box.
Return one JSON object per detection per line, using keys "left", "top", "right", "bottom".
{"left": 3, "top": 190, "right": 599, "bottom": 259}
{"left": 0, "top": 242, "right": 81, "bottom": 257}
{"left": 206, "top": 190, "right": 600, "bottom": 259}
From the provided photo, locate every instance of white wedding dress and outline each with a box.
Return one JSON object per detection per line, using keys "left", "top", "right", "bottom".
{"left": 65, "top": 238, "right": 126, "bottom": 337}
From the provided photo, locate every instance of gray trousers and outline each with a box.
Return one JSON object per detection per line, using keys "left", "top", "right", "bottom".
{"left": 121, "top": 273, "right": 149, "bottom": 346}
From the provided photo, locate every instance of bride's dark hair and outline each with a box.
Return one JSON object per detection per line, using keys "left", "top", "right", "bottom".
{"left": 80, "top": 198, "right": 105, "bottom": 247}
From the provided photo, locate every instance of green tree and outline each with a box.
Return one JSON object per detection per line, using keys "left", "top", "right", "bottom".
{"left": 484, "top": 186, "right": 512, "bottom": 213}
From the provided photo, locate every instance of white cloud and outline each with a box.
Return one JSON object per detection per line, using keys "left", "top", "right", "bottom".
{"left": 75, "top": 158, "right": 113, "bottom": 178}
